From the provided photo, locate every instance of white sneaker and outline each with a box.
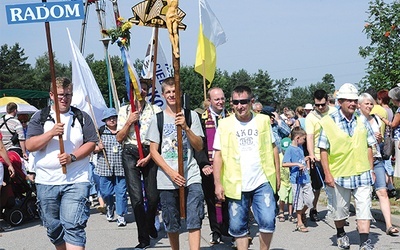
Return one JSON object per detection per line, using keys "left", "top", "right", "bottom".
{"left": 106, "top": 206, "right": 114, "bottom": 222}
{"left": 337, "top": 234, "right": 350, "bottom": 249}
{"left": 117, "top": 216, "right": 126, "bottom": 227}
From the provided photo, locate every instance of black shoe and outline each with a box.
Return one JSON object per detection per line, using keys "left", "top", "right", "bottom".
{"left": 210, "top": 232, "right": 221, "bottom": 244}
{"left": 388, "top": 189, "right": 397, "bottom": 198}
{"left": 149, "top": 230, "right": 158, "bottom": 239}
{"left": 134, "top": 242, "right": 150, "bottom": 249}
{"left": 309, "top": 208, "right": 319, "bottom": 222}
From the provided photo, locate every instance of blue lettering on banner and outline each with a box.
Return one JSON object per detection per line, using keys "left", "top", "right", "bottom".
{"left": 6, "top": 1, "right": 84, "bottom": 25}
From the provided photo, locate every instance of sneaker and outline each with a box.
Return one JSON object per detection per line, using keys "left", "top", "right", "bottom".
{"left": 106, "top": 206, "right": 114, "bottom": 222}
{"left": 134, "top": 242, "right": 150, "bottom": 249}
{"left": 359, "top": 239, "right": 373, "bottom": 250}
{"left": 117, "top": 216, "right": 126, "bottom": 227}
{"left": 337, "top": 234, "right": 350, "bottom": 249}
{"left": 210, "top": 232, "right": 221, "bottom": 244}
{"left": 309, "top": 208, "right": 319, "bottom": 222}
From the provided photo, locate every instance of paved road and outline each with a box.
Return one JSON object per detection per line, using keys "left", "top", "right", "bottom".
{"left": 1, "top": 202, "right": 400, "bottom": 249}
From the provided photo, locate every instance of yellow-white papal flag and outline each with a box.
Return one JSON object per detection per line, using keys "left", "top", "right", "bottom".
{"left": 194, "top": 0, "right": 227, "bottom": 85}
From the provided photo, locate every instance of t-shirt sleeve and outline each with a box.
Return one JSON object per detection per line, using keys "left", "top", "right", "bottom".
{"left": 117, "top": 105, "right": 128, "bottom": 131}
{"left": 282, "top": 147, "right": 293, "bottom": 163}
{"left": 190, "top": 110, "right": 204, "bottom": 137}
{"left": 82, "top": 112, "right": 98, "bottom": 143}
{"left": 146, "top": 114, "right": 160, "bottom": 144}
{"left": 26, "top": 110, "right": 44, "bottom": 139}
{"left": 213, "top": 128, "right": 221, "bottom": 151}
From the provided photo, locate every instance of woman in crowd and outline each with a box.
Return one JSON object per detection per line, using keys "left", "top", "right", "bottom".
{"left": 359, "top": 93, "right": 399, "bottom": 235}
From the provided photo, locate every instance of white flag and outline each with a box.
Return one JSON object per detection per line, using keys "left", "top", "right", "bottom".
{"left": 68, "top": 28, "right": 107, "bottom": 127}
{"left": 141, "top": 28, "right": 172, "bottom": 110}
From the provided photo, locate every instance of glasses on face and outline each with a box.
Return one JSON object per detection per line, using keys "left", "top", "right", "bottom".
{"left": 343, "top": 99, "right": 358, "bottom": 104}
{"left": 55, "top": 93, "right": 73, "bottom": 99}
{"left": 315, "top": 102, "right": 327, "bottom": 108}
{"left": 232, "top": 99, "right": 250, "bottom": 105}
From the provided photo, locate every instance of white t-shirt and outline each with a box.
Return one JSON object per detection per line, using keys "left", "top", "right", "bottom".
{"left": 213, "top": 116, "right": 275, "bottom": 192}
{"left": 27, "top": 108, "right": 97, "bottom": 185}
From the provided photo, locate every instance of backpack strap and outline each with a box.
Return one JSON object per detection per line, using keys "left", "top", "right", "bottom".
{"left": 1, "top": 116, "right": 16, "bottom": 135}
{"left": 39, "top": 106, "right": 83, "bottom": 128}
{"left": 70, "top": 106, "right": 84, "bottom": 128}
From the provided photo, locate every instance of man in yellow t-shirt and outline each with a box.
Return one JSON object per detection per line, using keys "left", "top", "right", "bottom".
{"left": 305, "top": 89, "right": 336, "bottom": 222}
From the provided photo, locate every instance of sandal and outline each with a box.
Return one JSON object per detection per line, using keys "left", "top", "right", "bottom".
{"left": 301, "top": 214, "right": 307, "bottom": 226}
{"left": 288, "top": 215, "right": 296, "bottom": 223}
{"left": 386, "top": 226, "right": 399, "bottom": 236}
{"left": 295, "top": 224, "right": 309, "bottom": 233}
{"left": 277, "top": 212, "right": 285, "bottom": 222}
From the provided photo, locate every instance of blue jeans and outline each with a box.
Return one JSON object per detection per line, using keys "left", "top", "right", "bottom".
{"left": 227, "top": 182, "right": 276, "bottom": 237}
{"left": 373, "top": 159, "right": 387, "bottom": 191}
{"left": 99, "top": 175, "right": 127, "bottom": 216}
{"left": 160, "top": 183, "right": 205, "bottom": 233}
{"left": 36, "top": 182, "right": 90, "bottom": 247}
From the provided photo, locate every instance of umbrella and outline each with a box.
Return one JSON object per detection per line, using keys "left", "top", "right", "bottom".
{"left": 0, "top": 96, "right": 38, "bottom": 115}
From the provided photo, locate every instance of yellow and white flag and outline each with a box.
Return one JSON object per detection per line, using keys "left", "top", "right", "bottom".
{"left": 194, "top": 0, "right": 227, "bottom": 86}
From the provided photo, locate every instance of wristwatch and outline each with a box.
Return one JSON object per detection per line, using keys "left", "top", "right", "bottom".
{"left": 70, "top": 154, "right": 77, "bottom": 162}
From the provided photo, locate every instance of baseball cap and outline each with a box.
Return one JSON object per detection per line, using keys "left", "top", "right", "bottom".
{"left": 304, "top": 103, "right": 313, "bottom": 110}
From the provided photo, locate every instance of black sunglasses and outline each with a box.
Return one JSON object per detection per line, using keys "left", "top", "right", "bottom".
{"left": 315, "top": 103, "right": 327, "bottom": 108}
{"left": 232, "top": 99, "right": 250, "bottom": 105}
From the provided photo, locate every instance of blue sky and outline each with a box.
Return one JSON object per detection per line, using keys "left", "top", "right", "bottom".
{"left": 0, "top": 0, "right": 371, "bottom": 89}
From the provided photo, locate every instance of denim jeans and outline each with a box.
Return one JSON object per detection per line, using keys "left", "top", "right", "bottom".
{"left": 226, "top": 182, "right": 276, "bottom": 237}
{"left": 159, "top": 183, "right": 205, "bottom": 232}
{"left": 36, "top": 182, "right": 90, "bottom": 247}
{"left": 373, "top": 159, "right": 387, "bottom": 191}
{"left": 122, "top": 144, "right": 159, "bottom": 245}
{"left": 99, "top": 175, "right": 127, "bottom": 216}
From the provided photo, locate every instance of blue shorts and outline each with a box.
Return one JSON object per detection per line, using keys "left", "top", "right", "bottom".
{"left": 226, "top": 182, "right": 276, "bottom": 237}
{"left": 36, "top": 182, "right": 90, "bottom": 247}
{"left": 374, "top": 159, "right": 387, "bottom": 191}
{"left": 159, "top": 183, "right": 204, "bottom": 233}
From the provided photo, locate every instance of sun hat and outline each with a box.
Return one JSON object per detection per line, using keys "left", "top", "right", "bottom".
{"left": 281, "top": 137, "right": 291, "bottom": 150}
{"left": 336, "top": 83, "right": 359, "bottom": 100}
{"left": 388, "top": 86, "right": 400, "bottom": 101}
{"left": 102, "top": 108, "right": 117, "bottom": 122}
{"left": 304, "top": 103, "right": 313, "bottom": 110}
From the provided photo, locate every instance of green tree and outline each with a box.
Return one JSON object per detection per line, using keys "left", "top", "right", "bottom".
{"left": 272, "top": 77, "right": 296, "bottom": 111}
{"left": 252, "top": 69, "right": 274, "bottom": 106}
{"left": 359, "top": 0, "right": 400, "bottom": 90}
{"left": 32, "top": 52, "right": 71, "bottom": 91}
{"left": 0, "top": 43, "right": 34, "bottom": 89}
{"left": 285, "top": 86, "right": 310, "bottom": 110}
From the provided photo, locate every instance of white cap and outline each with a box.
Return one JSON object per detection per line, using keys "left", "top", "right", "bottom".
{"left": 336, "top": 83, "right": 358, "bottom": 100}
{"left": 304, "top": 103, "right": 313, "bottom": 110}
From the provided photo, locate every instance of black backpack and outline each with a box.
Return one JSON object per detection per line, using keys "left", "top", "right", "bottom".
{"left": 39, "top": 106, "right": 84, "bottom": 128}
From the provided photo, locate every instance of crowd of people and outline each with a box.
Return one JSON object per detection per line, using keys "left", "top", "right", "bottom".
{"left": 1, "top": 77, "right": 400, "bottom": 250}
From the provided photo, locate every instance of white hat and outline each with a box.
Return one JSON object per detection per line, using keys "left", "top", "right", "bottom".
{"left": 304, "top": 103, "right": 313, "bottom": 110}
{"left": 389, "top": 87, "right": 400, "bottom": 101}
{"left": 336, "top": 83, "right": 358, "bottom": 100}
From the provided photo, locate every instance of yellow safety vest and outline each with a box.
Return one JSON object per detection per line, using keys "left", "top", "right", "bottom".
{"left": 218, "top": 113, "right": 276, "bottom": 199}
{"left": 319, "top": 115, "right": 370, "bottom": 177}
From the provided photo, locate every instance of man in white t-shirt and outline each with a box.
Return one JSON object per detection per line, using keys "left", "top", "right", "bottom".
{"left": 26, "top": 77, "right": 97, "bottom": 250}
{"left": 213, "top": 85, "right": 280, "bottom": 250}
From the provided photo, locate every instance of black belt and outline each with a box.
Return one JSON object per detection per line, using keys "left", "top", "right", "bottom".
{"left": 374, "top": 157, "right": 383, "bottom": 161}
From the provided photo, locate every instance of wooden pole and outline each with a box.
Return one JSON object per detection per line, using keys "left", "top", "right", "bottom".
{"left": 151, "top": 27, "right": 159, "bottom": 105}
{"left": 43, "top": 0, "right": 66, "bottom": 174}
{"left": 172, "top": 32, "right": 185, "bottom": 219}
{"left": 202, "top": 60, "right": 207, "bottom": 101}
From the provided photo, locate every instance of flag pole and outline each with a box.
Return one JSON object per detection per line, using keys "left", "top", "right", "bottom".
{"left": 43, "top": 0, "right": 66, "bottom": 174}
{"left": 151, "top": 26, "right": 159, "bottom": 104}
{"left": 202, "top": 60, "right": 207, "bottom": 101}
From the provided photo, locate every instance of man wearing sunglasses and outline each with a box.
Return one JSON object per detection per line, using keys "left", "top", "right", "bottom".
{"left": 305, "top": 89, "right": 336, "bottom": 222}
{"left": 213, "top": 85, "right": 280, "bottom": 250}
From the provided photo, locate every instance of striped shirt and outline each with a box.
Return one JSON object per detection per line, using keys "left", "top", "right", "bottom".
{"left": 0, "top": 114, "right": 25, "bottom": 150}
{"left": 318, "top": 108, "right": 376, "bottom": 189}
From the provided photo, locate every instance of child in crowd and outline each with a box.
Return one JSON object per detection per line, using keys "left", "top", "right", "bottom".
{"left": 283, "top": 127, "right": 314, "bottom": 232}
{"left": 277, "top": 137, "right": 294, "bottom": 222}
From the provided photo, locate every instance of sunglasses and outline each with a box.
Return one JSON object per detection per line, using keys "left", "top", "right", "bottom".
{"left": 232, "top": 99, "right": 250, "bottom": 105}
{"left": 314, "top": 103, "right": 326, "bottom": 108}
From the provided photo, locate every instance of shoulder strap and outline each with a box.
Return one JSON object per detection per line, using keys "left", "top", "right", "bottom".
{"left": 1, "top": 116, "right": 15, "bottom": 134}
{"left": 39, "top": 106, "right": 54, "bottom": 126}
{"left": 156, "top": 112, "right": 164, "bottom": 154}
{"left": 70, "top": 106, "right": 84, "bottom": 128}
